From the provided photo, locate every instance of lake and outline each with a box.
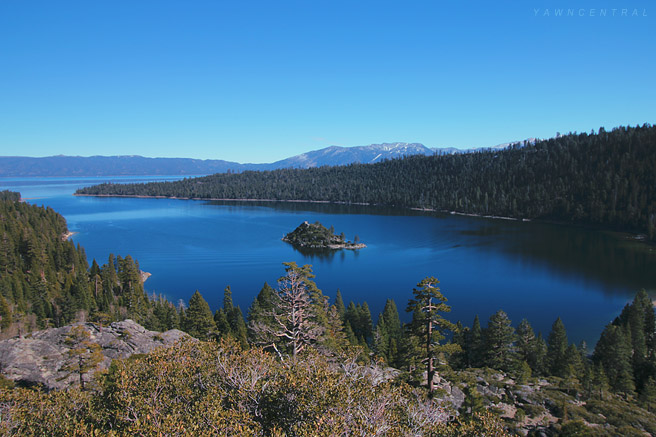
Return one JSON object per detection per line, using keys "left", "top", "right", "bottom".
{"left": 3, "top": 176, "right": 655, "bottom": 347}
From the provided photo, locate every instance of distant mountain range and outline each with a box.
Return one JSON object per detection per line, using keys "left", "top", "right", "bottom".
{"left": 0, "top": 141, "right": 529, "bottom": 177}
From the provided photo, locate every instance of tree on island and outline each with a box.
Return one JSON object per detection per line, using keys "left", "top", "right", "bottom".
{"left": 282, "top": 221, "right": 364, "bottom": 250}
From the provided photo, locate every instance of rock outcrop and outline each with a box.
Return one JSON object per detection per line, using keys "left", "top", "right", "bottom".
{"left": 0, "top": 319, "right": 187, "bottom": 390}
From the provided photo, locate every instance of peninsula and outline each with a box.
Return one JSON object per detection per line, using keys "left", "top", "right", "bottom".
{"left": 282, "top": 221, "right": 365, "bottom": 250}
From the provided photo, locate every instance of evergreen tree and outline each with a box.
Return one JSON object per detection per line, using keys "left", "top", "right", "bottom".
{"left": 249, "top": 263, "right": 325, "bottom": 360}
{"left": 344, "top": 301, "right": 358, "bottom": 340}
{"left": 247, "top": 282, "right": 277, "bottom": 343}
{"left": 61, "top": 326, "right": 104, "bottom": 390}
{"left": 323, "top": 304, "right": 349, "bottom": 352}
{"left": 460, "top": 383, "right": 485, "bottom": 417}
{"left": 640, "top": 377, "right": 656, "bottom": 412}
{"left": 184, "top": 291, "right": 215, "bottom": 340}
{"left": 214, "top": 286, "right": 233, "bottom": 337}
{"left": 590, "top": 363, "right": 610, "bottom": 400}
{"left": 358, "top": 302, "right": 374, "bottom": 346}
{"left": 374, "top": 299, "right": 402, "bottom": 365}
{"left": 228, "top": 306, "right": 249, "bottom": 349}
{"left": 449, "top": 321, "right": 467, "bottom": 369}
{"left": 214, "top": 308, "right": 230, "bottom": 336}
{"left": 593, "top": 324, "right": 635, "bottom": 396}
{"left": 516, "top": 319, "right": 537, "bottom": 370}
{"left": 215, "top": 286, "right": 248, "bottom": 347}
{"left": 467, "top": 315, "right": 484, "bottom": 368}
{"left": 613, "top": 289, "right": 656, "bottom": 391}
{"left": 483, "top": 310, "right": 516, "bottom": 372}
{"left": 533, "top": 333, "right": 548, "bottom": 375}
{"left": 405, "top": 276, "right": 459, "bottom": 396}
{"left": 334, "top": 289, "right": 346, "bottom": 320}
{"left": 546, "top": 317, "right": 569, "bottom": 377}
{"left": 0, "top": 295, "right": 12, "bottom": 331}
{"left": 223, "top": 285, "right": 234, "bottom": 312}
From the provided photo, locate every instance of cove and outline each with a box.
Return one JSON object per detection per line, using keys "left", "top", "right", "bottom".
{"left": 2, "top": 176, "right": 655, "bottom": 347}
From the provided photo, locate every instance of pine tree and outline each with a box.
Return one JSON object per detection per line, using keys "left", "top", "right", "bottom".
{"left": 449, "top": 321, "right": 467, "bottom": 369}
{"left": 613, "top": 289, "right": 656, "bottom": 391}
{"left": 374, "top": 299, "right": 402, "bottom": 365}
{"left": 229, "top": 306, "right": 249, "bottom": 348}
{"left": 483, "top": 310, "right": 516, "bottom": 372}
{"left": 247, "top": 282, "right": 277, "bottom": 343}
{"left": 249, "top": 263, "right": 325, "bottom": 360}
{"left": 215, "top": 286, "right": 233, "bottom": 337}
{"left": 223, "top": 285, "right": 234, "bottom": 312}
{"left": 546, "top": 317, "right": 569, "bottom": 377}
{"left": 516, "top": 319, "right": 537, "bottom": 370}
{"left": 590, "top": 363, "right": 610, "bottom": 400}
{"left": 358, "top": 302, "right": 374, "bottom": 346}
{"left": 61, "top": 325, "right": 104, "bottom": 390}
{"left": 460, "top": 383, "right": 485, "bottom": 417}
{"left": 184, "top": 291, "right": 215, "bottom": 340}
{"left": 214, "top": 308, "right": 230, "bottom": 336}
{"left": 593, "top": 324, "right": 635, "bottom": 396}
{"left": 334, "top": 289, "right": 346, "bottom": 320}
{"left": 640, "top": 377, "right": 656, "bottom": 412}
{"left": 406, "top": 276, "right": 459, "bottom": 396}
{"left": 323, "top": 305, "right": 349, "bottom": 352}
{"left": 467, "top": 315, "right": 484, "bottom": 368}
{"left": 0, "top": 294, "right": 12, "bottom": 331}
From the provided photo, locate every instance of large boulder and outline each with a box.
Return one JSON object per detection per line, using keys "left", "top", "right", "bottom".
{"left": 0, "top": 319, "right": 187, "bottom": 390}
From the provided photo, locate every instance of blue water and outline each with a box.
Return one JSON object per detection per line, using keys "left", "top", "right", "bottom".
{"left": 3, "top": 176, "right": 655, "bottom": 347}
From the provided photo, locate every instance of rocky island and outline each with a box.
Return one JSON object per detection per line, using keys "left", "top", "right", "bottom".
{"left": 282, "top": 221, "right": 365, "bottom": 250}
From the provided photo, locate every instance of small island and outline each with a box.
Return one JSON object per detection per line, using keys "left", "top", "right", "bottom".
{"left": 282, "top": 221, "right": 366, "bottom": 250}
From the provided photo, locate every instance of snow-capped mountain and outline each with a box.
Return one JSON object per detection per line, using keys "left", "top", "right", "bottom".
{"left": 262, "top": 143, "right": 435, "bottom": 169}
{"left": 0, "top": 141, "right": 530, "bottom": 176}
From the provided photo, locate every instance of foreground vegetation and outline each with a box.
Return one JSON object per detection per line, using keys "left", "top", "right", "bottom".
{"left": 77, "top": 124, "right": 656, "bottom": 241}
{"left": 0, "top": 339, "right": 512, "bottom": 436}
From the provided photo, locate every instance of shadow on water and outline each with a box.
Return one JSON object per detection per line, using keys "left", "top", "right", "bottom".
{"left": 287, "top": 244, "right": 361, "bottom": 261}
{"left": 459, "top": 221, "right": 656, "bottom": 296}
{"left": 205, "top": 200, "right": 434, "bottom": 217}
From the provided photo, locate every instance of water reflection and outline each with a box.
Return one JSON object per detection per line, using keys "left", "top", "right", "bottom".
{"left": 462, "top": 221, "right": 656, "bottom": 296}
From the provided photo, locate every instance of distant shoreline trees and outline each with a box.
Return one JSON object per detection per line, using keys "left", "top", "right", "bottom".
{"left": 76, "top": 124, "right": 656, "bottom": 241}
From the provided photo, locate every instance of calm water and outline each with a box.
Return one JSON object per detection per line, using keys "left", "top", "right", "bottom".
{"left": 3, "top": 176, "right": 655, "bottom": 347}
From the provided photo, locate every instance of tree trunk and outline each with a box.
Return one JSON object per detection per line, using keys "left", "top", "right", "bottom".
{"left": 427, "top": 296, "right": 434, "bottom": 397}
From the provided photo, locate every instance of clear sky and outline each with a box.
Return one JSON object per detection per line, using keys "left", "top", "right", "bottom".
{"left": 0, "top": 1, "right": 654, "bottom": 163}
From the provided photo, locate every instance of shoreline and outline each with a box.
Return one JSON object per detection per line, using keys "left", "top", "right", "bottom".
{"left": 62, "top": 231, "right": 77, "bottom": 241}
{"left": 140, "top": 270, "right": 152, "bottom": 283}
{"left": 74, "top": 193, "right": 373, "bottom": 206}
{"left": 73, "top": 193, "right": 652, "bottom": 245}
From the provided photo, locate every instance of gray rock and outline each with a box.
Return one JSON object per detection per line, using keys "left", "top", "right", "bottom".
{"left": 0, "top": 319, "right": 187, "bottom": 390}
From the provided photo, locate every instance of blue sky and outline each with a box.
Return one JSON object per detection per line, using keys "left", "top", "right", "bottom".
{"left": 0, "top": 1, "right": 654, "bottom": 163}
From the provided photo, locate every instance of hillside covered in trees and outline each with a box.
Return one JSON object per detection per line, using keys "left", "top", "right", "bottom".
{"left": 0, "top": 191, "right": 180, "bottom": 337}
{"left": 77, "top": 124, "right": 656, "bottom": 240}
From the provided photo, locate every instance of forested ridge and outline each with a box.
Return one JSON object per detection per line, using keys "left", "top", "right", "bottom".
{"left": 0, "top": 191, "right": 179, "bottom": 335}
{"left": 77, "top": 124, "right": 656, "bottom": 240}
